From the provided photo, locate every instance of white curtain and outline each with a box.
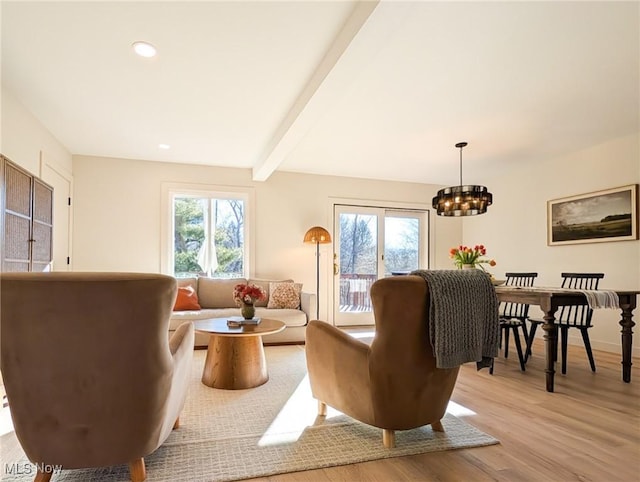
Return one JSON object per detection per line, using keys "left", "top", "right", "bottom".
{"left": 197, "top": 198, "right": 219, "bottom": 276}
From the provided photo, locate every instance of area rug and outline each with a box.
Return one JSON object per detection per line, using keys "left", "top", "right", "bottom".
{"left": 0, "top": 345, "right": 498, "bottom": 481}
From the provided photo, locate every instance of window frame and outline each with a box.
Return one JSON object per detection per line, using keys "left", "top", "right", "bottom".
{"left": 160, "top": 182, "right": 255, "bottom": 278}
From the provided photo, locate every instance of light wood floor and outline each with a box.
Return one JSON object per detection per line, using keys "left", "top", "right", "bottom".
{"left": 250, "top": 339, "right": 640, "bottom": 482}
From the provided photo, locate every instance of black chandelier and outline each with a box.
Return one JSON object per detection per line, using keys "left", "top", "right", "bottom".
{"left": 432, "top": 142, "right": 493, "bottom": 216}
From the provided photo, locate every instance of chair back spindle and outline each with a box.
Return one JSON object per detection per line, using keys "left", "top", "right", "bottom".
{"left": 500, "top": 272, "right": 538, "bottom": 320}
{"left": 558, "top": 272, "right": 604, "bottom": 328}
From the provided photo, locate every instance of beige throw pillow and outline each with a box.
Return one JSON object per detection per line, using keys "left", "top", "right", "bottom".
{"left": 248, "top": 278, "right": 293, "bottom": 307}
{"left": 267, "top": 282, "right": 302, "bottom": 309}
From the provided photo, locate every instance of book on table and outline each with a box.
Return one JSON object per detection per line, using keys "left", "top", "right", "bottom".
{"left": 227, "top": 317, "right": 261, "bottom": 327}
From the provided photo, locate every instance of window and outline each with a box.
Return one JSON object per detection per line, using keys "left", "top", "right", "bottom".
{"left": 162, "top": 185, "right": 253, "bottom": 279}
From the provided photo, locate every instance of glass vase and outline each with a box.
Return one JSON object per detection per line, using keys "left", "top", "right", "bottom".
{"left": 241, "top": 302, "right": 255, "bottom": 320}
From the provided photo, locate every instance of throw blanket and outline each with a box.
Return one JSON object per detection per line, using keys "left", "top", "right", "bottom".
{"left": 520, "top": 286, "right": 620, "bottom": 309}
{"left": 578, "top": 290, "right": 619, "bottom": 310}
{"left": 411, "top": 269, "right": 500, "bottom": 370}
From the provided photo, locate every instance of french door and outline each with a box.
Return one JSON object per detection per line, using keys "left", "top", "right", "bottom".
{"left": 333, "top": 205, "right": 428, "bottom": 326}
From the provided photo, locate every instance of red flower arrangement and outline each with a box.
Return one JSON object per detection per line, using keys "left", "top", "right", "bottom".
{"left": 233, "top": 283, "right": 266, "bottom": 306}
{"left": 449, "top": 244, "right": 497, "bottom": 271}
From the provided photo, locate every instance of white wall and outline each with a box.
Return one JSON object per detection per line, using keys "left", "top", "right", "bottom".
{"left": 72, "top": 155, "right": 461, "bottom": 322}
{"left": 1, "top": 87, "right": 72, "bottom": 176}
{"left": 464, "top": 132, "right": 640, "bottom": 355}
{"left": 1, "top": 87, "right": 73, "bottom": 270}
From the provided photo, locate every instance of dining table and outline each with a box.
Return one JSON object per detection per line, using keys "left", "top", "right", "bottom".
{"left": 494, "top": 285, "right": 639, "bottom": 392}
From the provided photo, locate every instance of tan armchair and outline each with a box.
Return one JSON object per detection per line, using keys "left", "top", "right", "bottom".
{"left": 0, "top": 272, "right": 195, "bottom": 482}
{"left": 306, "top": 275, "right": 460, "bottom": 448}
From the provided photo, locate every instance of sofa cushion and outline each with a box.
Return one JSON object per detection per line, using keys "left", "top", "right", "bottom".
{"left": 173, "top": 286, "right": 201, "bottom": 311}
{"left": 267, "top": 282, "right": 302, "bottom": 309}
{"left": 255, "top": 307, "right": 307, "bottom": 327}
{"left": 169, "top": 307, "right": 307, "bottom": 330}
{"left": 198, "top": 277, "right": 246, "bottom": 308}
{"left": 248, "top": 278, "right": 293, "bottom": 307}
{"left": 176, "top": 277, "right": 198, "bottom": 290}
{"left": 170, "top": 308, "right": 240, "bottom": 330}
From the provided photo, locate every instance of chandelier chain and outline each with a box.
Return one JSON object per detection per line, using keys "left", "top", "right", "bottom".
{"left": 459, "top": 144, "right": 463, "bottom": 186}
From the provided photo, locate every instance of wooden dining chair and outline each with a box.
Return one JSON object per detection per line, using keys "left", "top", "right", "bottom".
{"left": 490, "top": 272, "right": 538, "bottom": 374}
{"left": 527, "top": 272, "right": 604, "bottom": 374}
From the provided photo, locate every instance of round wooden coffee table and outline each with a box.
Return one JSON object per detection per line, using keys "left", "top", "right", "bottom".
{"left": 193, "top": 318, "right": 286, "bottom": 390}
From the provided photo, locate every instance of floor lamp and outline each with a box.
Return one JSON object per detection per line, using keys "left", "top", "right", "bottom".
{"left": 303, "top": 226, "right": 332, "bottom": 320}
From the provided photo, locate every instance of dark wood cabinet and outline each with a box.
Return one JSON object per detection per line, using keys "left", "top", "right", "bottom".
{"left": 1, "top": 155, "right": 53, "bottom": 272}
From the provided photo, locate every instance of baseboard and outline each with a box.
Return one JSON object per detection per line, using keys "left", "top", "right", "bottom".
{"left": 264, "top": 340, "right": 305, "bottom": 346}
{"left": 533, "top": 332, "right": 640, "bottom": 359}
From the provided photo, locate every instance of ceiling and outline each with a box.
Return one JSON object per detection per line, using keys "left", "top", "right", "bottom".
{"left": 2, "top": 1, "right": 638, "bottom": 185}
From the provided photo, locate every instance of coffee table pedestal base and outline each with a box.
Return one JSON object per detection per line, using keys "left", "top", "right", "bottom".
{"left": 202, "top": 335, "right": 268, "bottom": 389}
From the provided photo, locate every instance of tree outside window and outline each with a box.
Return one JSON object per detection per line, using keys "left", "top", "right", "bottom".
{"left": 173, "top": 196, "right": 244, "bottom": 278}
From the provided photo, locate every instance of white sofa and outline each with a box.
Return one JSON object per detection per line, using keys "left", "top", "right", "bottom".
{"left": 170, "top": 277, "right": 315, "bottom": 346}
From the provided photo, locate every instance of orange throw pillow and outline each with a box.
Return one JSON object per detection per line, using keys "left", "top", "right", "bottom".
{"left": 173, "top": 286, "right": 201, "bottom": 311}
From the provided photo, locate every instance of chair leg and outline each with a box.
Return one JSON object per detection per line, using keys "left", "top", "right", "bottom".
{"left": 520, "top": 320, "right": 529, "bottom": 344}
{"left": 503, "top": 326, "right": 510, "bottom": 358}
{"left": 173, "top": 417, "right": 180, "bottom": 430}
{"left": 525, "top": 323, "right": 538, "bottom": 360}
{"left": 581, "top": 328, "right": 596, "bottom": 372}
{"left": 129, "top": 458, "right": 146, "bottom": 482}
{"left": 431, "top": 420, "right": 444, "bottom": 432}
{"left": 382, "top": 429, "right": 395, "bottom": 448}
{"left": 34, "top": 470, "right": 52, "bottom": 482}
{"left": 561, "top": 326, "right": 568, "bottom": 375}
{"left": 520, "top": 323, "right": 529, "bottom": 363}
{"left": 489, "top": 357, "right": 495, "bottom": 375}
{"left": 318, "top": 400, "right": 327, "bottom": 417}
{"left": 512, "top": 326, "right": 526, "bottom": 372}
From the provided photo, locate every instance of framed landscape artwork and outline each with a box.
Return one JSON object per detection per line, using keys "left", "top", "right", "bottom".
{"left": 547, "top": 184, "right": 639, "bottom": 246}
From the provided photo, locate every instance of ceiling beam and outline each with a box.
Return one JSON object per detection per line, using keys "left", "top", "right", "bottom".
{"left": 252, "top": 0, "right": 414, "bottom": 181}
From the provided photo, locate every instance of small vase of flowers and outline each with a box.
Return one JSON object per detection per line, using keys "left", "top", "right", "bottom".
{"left": 233, "top": 283, "right": 267, "bottom": 319}
{"left": 449, "top": 245, "right": 496, "bottom": 271}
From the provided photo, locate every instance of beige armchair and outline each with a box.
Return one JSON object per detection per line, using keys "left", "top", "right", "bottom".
{"left": 0, "top": 272, "right": 194, "bottom": 482}
{"left": 306, "top": 275, "right": 460, "bottom": 448}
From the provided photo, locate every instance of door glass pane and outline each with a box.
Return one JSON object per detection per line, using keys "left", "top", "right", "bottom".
{"left": 384, "top": 216, "right": 420, "bottom": 276}
{"left": 338, "top": 213, "right": 377, "bottom": 313}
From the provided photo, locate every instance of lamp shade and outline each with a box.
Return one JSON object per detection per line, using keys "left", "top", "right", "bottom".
{"left": 432, "top": 185, "right": 493, "bottom": 216}
{"left": 303, "top": 226, "right": 332, "bottom": 244}
{"left": 432, "top": 142, "right": 493, "bottom": 216}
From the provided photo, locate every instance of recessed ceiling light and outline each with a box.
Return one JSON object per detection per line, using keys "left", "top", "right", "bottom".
{"left": 132, "top": 41, "right": 157, "bottom": 58}
{"left": 158, "top": 144, "right": 170, "bottom": 150}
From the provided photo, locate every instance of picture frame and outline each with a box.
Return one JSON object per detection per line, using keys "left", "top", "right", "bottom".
{"left": 547, "top": 184, "right": 638, "bottom": 246}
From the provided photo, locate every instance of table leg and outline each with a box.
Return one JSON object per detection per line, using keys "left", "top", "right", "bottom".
{"left": 202, "top": 335, "right": 268, "bottom": 389}
{"left": 541, "top": 302, "right": 558, "bottom": 392}
{"left": 619, "top": 295, "right": 636, "bottom": 383}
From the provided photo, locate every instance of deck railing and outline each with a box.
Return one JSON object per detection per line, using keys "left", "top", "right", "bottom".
{"left": 339, "top": 274, "right": 377, "bottom": 312}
